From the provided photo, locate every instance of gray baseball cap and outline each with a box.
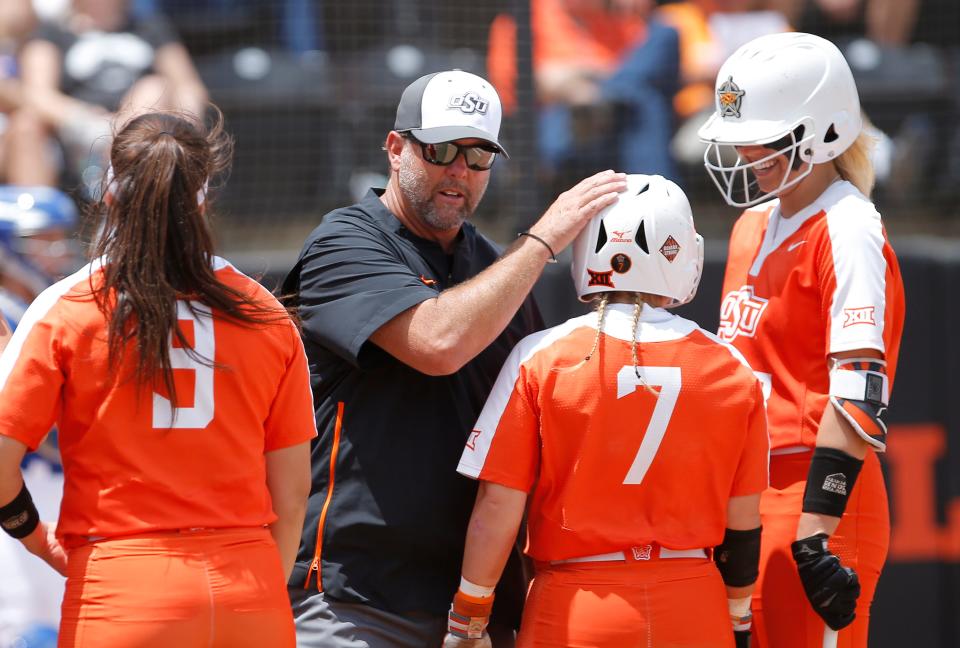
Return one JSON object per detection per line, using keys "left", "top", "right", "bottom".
{"left": 394, "top": 70, "right": 508, "bottom": 157}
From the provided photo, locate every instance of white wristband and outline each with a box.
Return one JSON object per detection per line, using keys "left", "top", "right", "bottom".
{"left": 728, "top": 595, "right": 752, "bottom": 630}
{"left": 459, "top": 576, "right": 495, "bottom": 598}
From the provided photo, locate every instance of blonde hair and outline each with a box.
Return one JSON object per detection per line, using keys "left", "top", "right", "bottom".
{"left": 579, "top": 292, "right": 660, "bottom": 394}
{"left": 834, "top": 127, "right": 877, "bottom": 198}
{"left": 583, "top": 294, "right": 609, "bottom": 365}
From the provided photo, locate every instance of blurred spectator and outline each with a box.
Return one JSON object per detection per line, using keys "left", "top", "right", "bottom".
{"left": 5, "top": 0, "right": 208, "bottom": 196}
{"left": 909, "top": 0, "right": 959, "bottom": 47}
{"left": 656, "top": 0, "right": 790, "bottom": 165}
{"left": 0, "top": 185, "right": 78, "bottom": 648}
{"left": 775, "top": 0, "right": 920, "bottom": 46}
{"left": 137, "top": 0, "right": 322, "bottom": 55}
{"left": 0, "top": 0, "right": 36, "bottom": 183}
{"left": 488, "top": 0, "right": 680, "bottom": 188}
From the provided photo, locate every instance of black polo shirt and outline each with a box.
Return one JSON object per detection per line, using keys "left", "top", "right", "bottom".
{"left": 283, "top": 189, "right": 543, "bottom": 623}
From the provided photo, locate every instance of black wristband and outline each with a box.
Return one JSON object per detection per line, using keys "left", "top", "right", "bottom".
{"left": 517, "top": 232, "right": 558, "bottom": 263}
{"left": 715, "top": 526, "right": 762, "bottom": 587}
{"left": 0, "top": 482, "right": 40, "bottom": 539}
{"left": 802, "top": 447, "right": 864, "bottom": 517}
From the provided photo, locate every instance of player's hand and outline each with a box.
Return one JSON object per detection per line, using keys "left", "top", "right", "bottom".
{"left": 791, "top": 533, "right": 860, "bottom": 630}
{"left": 734, "top": 629, "right": 751, "bottom": 648}
{"left": 444, "top": 589, "right": 494, "bottom": 648}
{"left": 528, "top": 170, "right": 627, "bottom": 256}
{"left": 442, "top": 632, "right": 492, "bottom": 648}
{"left": 21, "top": 521, "right": 67, "bottom": 576}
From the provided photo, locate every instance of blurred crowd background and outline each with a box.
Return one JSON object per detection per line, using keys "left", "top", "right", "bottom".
{"left": 0, "top": 1, "right": 959, "bottom": 647}
{"left": 0, "top": 0, "right": 958, "bottom": 276}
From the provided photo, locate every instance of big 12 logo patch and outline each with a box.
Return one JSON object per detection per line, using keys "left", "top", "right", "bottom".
{"left": 718, "top": 286, "right": 769, "bottom": 342}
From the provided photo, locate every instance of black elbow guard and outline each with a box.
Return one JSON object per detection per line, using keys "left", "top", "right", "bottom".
{"left": 714, "top": 526, "right": 762, "bottom": 587}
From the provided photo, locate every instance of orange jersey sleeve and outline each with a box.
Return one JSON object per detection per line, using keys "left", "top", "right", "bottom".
{"left": 0, "top": 257, "right": 318, "bottom": 541}
{"left": 459, "top": 305, "right": 768, "bottom": 562}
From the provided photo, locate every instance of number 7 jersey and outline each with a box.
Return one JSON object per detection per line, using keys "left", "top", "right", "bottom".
{"left": 457, "top": 303, "right": 769, "bottom": 562}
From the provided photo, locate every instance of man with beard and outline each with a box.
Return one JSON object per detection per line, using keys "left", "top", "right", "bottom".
{"left": 282, "top": 70, "right": 627, "bottom": 648}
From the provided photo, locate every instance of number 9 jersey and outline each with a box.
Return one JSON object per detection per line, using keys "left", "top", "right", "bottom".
{"left": 457, "top": 303, "right": 769, "bottom": 562}
{"left": 0, "top": 257, "right": 318, "bottom": 543}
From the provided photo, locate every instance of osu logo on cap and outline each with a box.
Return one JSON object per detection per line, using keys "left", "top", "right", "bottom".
{"left": 717, "top": 76, "right": 745, "bottom": 118}
{"left": 448, "top": 92, "right": 489, "bottom": 115}
{"left": 718, "top": 285, "right": 769, "bottom": 341}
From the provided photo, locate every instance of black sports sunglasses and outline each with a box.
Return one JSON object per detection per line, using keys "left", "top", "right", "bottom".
{"left": 403, "top": 134, "right": 499, "bottom": 171}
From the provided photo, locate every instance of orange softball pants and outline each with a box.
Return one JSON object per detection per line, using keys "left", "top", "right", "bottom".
{"left": 752, "top": 450, "right": 889, "bottom": 648}
{"left": 58, "top": 527, "right": 295, "bottom": 648}
{"left": 517, "top": 551, "right": 733, "bottom": 648}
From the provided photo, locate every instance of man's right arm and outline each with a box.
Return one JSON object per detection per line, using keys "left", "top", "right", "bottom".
{"left": 369, "top": 171, "right": 626, "bottom": 375}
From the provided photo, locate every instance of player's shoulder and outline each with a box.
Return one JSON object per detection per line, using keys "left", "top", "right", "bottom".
{"left": 29, "top": 260, "right": 103, "bottom": 317}
{"left": 679, "top": 314, "right": 757, "bottom": 376}
{"left": 509, "top": 312, "right": 599, "bottom": 369}
{"left": 798, "top": 182, "right": 887, "bottom": 257}
{"left": 213, "top": 257, "right": 291, "bottom": 316}
{"left": 818, "top": 181, "right": 883, "bottom": 232}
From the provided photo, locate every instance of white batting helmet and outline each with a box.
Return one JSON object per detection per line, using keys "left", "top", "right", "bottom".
{"left": 571, "top": 174, "right": 703, "bottom": 306}
{"left": 697, "top": 32, "right": 862, "bottom": 207}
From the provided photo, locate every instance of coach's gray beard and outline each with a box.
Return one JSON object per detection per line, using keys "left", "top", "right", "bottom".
{"left": 398, "top": 165, "right": 477, "bottom": 232}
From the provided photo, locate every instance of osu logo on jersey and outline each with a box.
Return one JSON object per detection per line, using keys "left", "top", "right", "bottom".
{"left": 587, "top": 269, "right": 615, "bottom": 288}
{"left": 448, "top": 92, "right": 489, "bottom": 115}
{"left": 718, "top": 286, "right": 769, "bottom": 341}
{"left": 843, "top": 306, "right": 876, "bottom": 327}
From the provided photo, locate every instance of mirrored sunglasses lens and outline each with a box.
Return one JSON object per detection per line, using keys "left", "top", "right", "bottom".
{"left": 465, "top": 147, "right": 496, "bottom": 170}
{"left": 424, "top": 142, "right": 458, "bottom": 165}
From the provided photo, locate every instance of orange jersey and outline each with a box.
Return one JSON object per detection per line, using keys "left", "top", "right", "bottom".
{"left": 718, "top": 181, "right": 905, "bottom": 451}
{"left": 0, "top": 257, "right": 317, "bottom": 541}
{"left": 458, "top": 304, "right": 768, "bottom": 562}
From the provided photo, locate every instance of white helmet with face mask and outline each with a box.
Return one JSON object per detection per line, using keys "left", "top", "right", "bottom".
{"left": 571, "top": 174, "right": 703, "bottom": 306}
{"left": 697, "top": 32, "right": 862, "bottom": 207}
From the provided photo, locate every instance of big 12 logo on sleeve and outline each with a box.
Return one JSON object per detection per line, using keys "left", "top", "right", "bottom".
{"left": 718, "top": 286, "right": 769, "bottom": 342}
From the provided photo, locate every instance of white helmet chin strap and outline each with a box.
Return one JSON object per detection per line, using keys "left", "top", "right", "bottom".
{"left": 702, "top": 128, "right": 816, "bottom": 208}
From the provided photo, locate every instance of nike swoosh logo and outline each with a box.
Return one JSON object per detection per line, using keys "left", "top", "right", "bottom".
{"left": 787, "top": 240, "right": 807, "bottom": 252}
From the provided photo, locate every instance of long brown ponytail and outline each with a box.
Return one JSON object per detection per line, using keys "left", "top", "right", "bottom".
{"left": 92, "top": 108, "right": 284, "bottom": 403}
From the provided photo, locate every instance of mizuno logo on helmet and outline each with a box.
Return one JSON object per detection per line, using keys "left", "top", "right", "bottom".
{"left": 717, "top": 77, "right": 745, "bottom": 118}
